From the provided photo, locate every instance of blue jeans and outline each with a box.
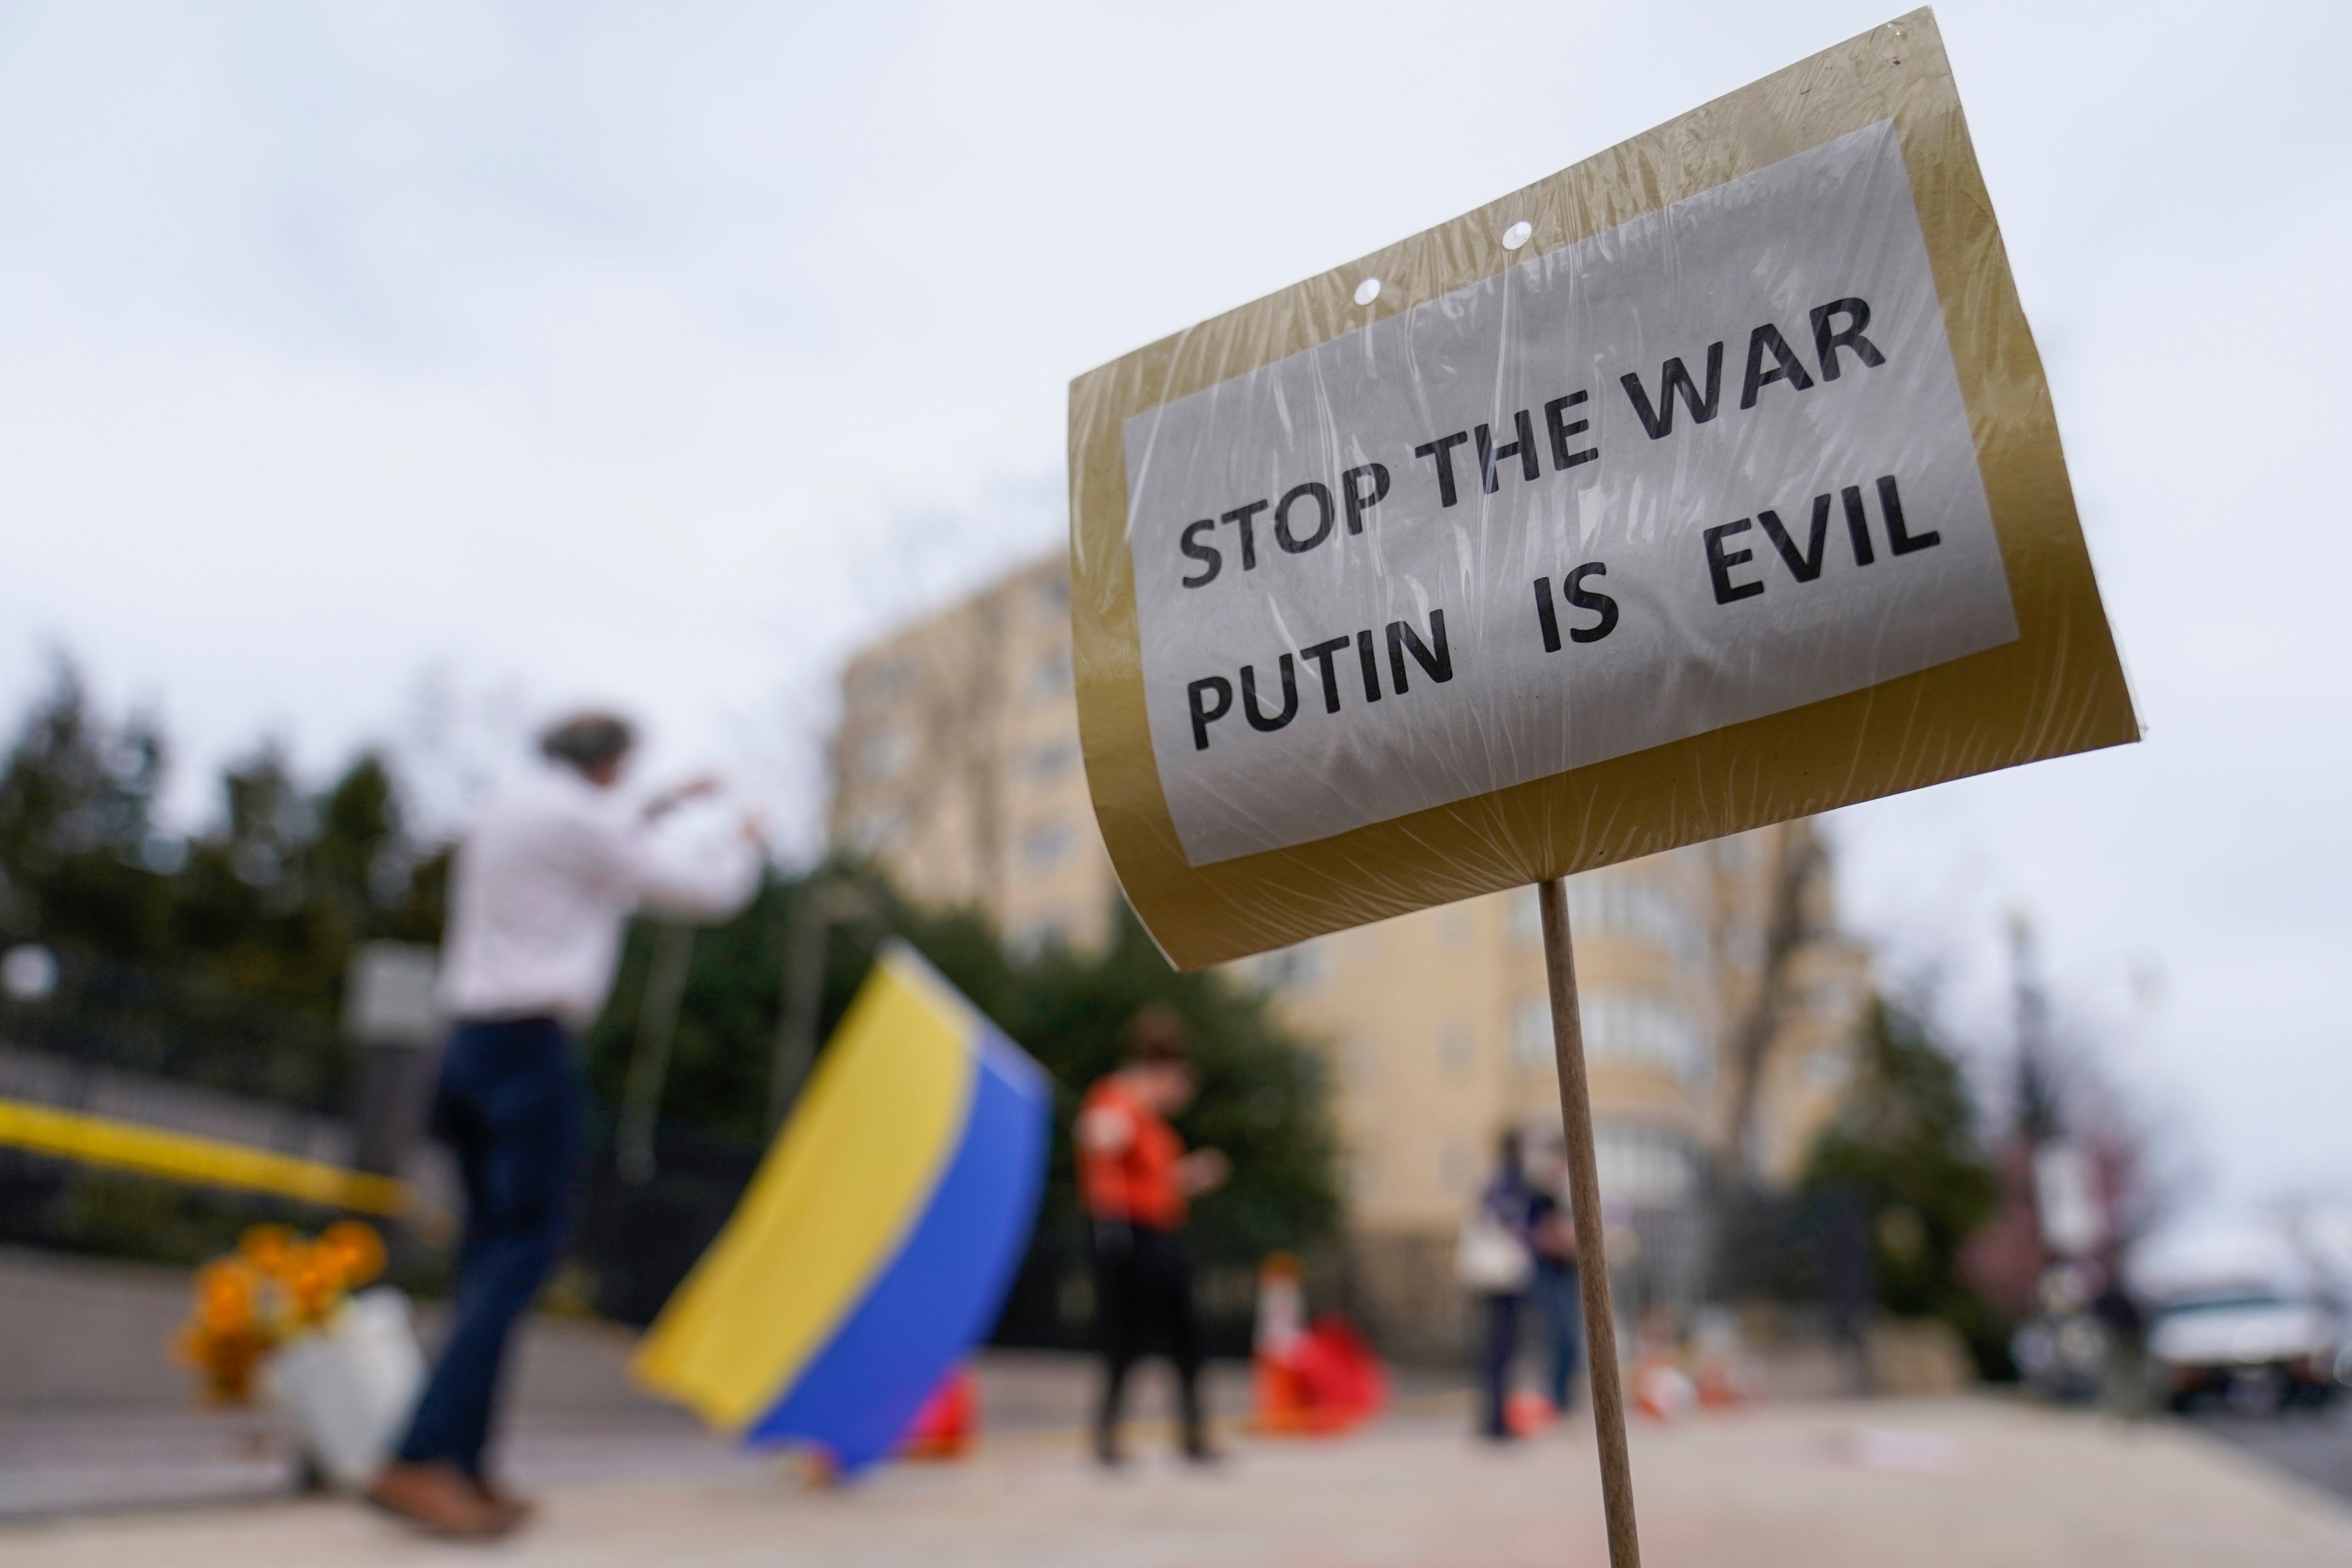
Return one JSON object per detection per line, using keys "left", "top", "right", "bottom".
{"left": 397, "top": 1017, "right": 581, "bottom": 1478}
{"left": 1532, "top": 1263, "right": 1583, "bottom": 1410}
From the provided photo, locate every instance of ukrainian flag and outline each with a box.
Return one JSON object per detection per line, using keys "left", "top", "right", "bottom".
{"left": 633, "top": 940, "right": 1049, "bottom": 1474}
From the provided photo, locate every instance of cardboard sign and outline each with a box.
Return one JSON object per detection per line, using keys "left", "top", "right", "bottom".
{"left": 1070, "top": 9, "right": 2136, "bottom": 971}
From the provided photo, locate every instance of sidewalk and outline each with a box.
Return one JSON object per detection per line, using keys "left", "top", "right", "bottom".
{"left": 5, "top": 1396, "right": 2349, "bottom": 1567}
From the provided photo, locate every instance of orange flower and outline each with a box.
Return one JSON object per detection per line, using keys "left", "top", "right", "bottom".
{"left": 238, "top": 1224, "right": 301, "bottom": 1279}
{"left": 286, "top": 1260, "right": 335, "bottom": 1324}
{"left": 195, "top": 1259, "right": 259, "bottom": 1334}
{"left": 179, "top": 1221, "right": 390, "bottom": 1405}
{"left": 179, "top": 1260, "right": 275, "bottom": 1406}
{"left": 318, "top": 1220, "right": 387, "bottom": 1290}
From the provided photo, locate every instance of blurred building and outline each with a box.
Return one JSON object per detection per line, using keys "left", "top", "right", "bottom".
{"left": 830, "top": 555, "right": 1871, "bottom": 1352}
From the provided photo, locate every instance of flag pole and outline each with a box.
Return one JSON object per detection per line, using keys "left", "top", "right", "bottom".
{"left": 1537, "top": 876, "right": 1641, "bottom": 1568}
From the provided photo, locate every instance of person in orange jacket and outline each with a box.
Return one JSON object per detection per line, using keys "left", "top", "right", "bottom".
{"left": 1076, "top": 1006, "right": 1228, "bottom": 1465}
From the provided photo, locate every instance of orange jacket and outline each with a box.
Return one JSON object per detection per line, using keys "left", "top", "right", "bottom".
{"left": 1076, "top": 1077, "right": 1186, "bottom": 1230}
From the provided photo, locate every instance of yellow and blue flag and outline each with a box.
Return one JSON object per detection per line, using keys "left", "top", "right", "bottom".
{"left": 632, "top": 940, "right": 1048, "bottom": 1473}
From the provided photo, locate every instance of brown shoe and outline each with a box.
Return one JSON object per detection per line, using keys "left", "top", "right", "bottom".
{"left": 365, "top": 1459, "right": 513, "bottom": 1540}
{"left": 473, "top": 1475, "right": 540, "bottom": 1531}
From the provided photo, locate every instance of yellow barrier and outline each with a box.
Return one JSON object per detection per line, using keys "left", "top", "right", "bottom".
{"left": 0, "top": 1097, "right": 409, "bottom": 1216}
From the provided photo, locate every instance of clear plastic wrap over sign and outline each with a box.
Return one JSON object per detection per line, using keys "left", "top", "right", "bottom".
{"left": 1070, "top": 9, "right": 2136, "bottom": 971}
{"left": 1126, "top": 120, "right": 2014, "bottom": 869}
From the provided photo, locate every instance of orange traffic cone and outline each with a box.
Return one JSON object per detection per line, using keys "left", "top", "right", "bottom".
{"left": 1291, "top": 1315, "right": 1388, "bottom": 1434}
{"left": 1252, "top": 1254, "right": 1311, "bottom": 1434}
{"left": 1253, "top": 1255, "right": 1391, "bottom": 1436}
{"left": 1693, "top": 1350, "right": 1747, "bottom": 1410}
{"left": 1691, "top": 1312, "right": 1756, "bottom": 1409}
{"left": 899, "top": 1364, "right": 978, "bottom": 1460}
{"left": 1633, "top": 1356, "right": 1698, "bottom": 1422}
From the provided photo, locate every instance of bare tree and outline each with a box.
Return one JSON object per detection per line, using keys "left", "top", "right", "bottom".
{"left": 1718, "top": 821, "right": 1827, "bottom": 1185}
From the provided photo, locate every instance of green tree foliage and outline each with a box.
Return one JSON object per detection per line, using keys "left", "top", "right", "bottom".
{"left": 172, "top": 747, "right": 446, "bottom": 1015}
{"left": 0, "top": 661, "right": 173, "bottom": 960}
{"left": 0, "top": 662, "right": 446, "bottom": 1024}
{"left": 1804, "top": 997, "right": 2009, "bottom": 1373}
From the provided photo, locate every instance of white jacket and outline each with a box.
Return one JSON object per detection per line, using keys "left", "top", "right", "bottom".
{"left": 438, "top": 767, "right": 761, "bottom": 1029}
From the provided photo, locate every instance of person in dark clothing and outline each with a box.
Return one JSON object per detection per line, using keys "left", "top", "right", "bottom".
{"left": 1468, "top": 1130, "right": 1539, "bottom": 1440}
{"left": 1528, "top": 1153, "right": 1584, "bottom": 1412}
{"left": 1076, "top": 1006, "right": 1227, "bottom": 1466}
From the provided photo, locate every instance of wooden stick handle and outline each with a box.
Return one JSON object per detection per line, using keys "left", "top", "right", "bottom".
{"left": 1538, "top": 877, "right": 1641, "bottom": 1568}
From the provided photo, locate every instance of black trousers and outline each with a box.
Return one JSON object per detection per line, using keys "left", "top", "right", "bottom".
{"left": 1091, "top": 1221, "right": 1205, "bottom": 1451}
{"left": 1478, "top": 1292, "right": 1524, "bottom": 1437}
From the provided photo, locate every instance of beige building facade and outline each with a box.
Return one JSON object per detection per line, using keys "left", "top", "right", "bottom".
{"left": 830, "top": 555, "right": 1871, "bottom": 1344}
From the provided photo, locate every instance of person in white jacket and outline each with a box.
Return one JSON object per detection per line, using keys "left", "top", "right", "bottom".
{"left": 368, "top": 713, "right": 761, "bottom": 1539}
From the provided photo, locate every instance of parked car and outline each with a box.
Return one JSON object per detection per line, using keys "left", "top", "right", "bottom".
{"left": 2148, "top": 1289, "right": 2350, "bottom": 1412}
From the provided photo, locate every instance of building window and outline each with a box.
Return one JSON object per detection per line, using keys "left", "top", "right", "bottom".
{"left": 1032, "top": 648, "right": 1074, "bottom": 699}
{"left": 1012, "top": 917, "right": 1072, "bottom": 957}
{"left": 856, "top": 727, "right": 911, "bottom": 781}
{"left": 847, "top": 658, "right": 913, "bottom": 705}
{"left": 1581, "top": 991, "right": 1705, "bottom": 1086}
{"left": 1028, "top": 739, "right": 1078, "bottom": 781}
{"left": 1519, "top": 990, "right": 1705, "bottom": 1085}
{"left": 1593, "top": 1123, "right": 1697, "bottom": 1204}
{"left": 1567, "top": 874, "right": 1704, "bottom": 966}
{"left": 1806, "top": 977, "right": 1858, "bottom": 1020}
{"left": 844, "top": 806, "right": 905, "bottom": 855}
{"left": 1441, "top": 1141, "right": 1475, "bottom": 1194}
{"left": 1256, "top": 943, "right": 1323, "bottom": 991}
{"left": 1020, "top": 820, "right": 1073, "bottom": 870}
{"left": 1511, "top": 997, "right": 1553, "bottom": 1073}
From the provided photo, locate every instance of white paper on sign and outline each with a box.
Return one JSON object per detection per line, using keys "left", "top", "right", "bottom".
{"left": 1122, "top": 120, "right": 2018, "bottom": 869}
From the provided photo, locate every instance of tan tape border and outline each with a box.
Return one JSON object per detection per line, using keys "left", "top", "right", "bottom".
{"left": 1069, "top": 8, "right": 2136, "bottom": 971}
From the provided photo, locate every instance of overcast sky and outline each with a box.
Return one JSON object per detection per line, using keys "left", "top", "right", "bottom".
{"left": 1, "top": 1, "right": 2345, "bottom": 1223}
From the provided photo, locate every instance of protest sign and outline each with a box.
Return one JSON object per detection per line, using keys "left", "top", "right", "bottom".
{"left": 1070, "top": 8, "right": 2135, "bottom": 974}
{"left": 1071, "top": 14, "right": 2135, "bottom": 1559}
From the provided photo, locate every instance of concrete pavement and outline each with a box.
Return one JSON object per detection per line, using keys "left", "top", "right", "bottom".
{"left": 0, "top": 1244, "right": 1237, "bottom": 1519}
{"left": 5, "top": 1397, "right": 2351, "bottom": 1567}
{"left": 10, "top": 1249, "right": 2352, "bottom": 1563}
